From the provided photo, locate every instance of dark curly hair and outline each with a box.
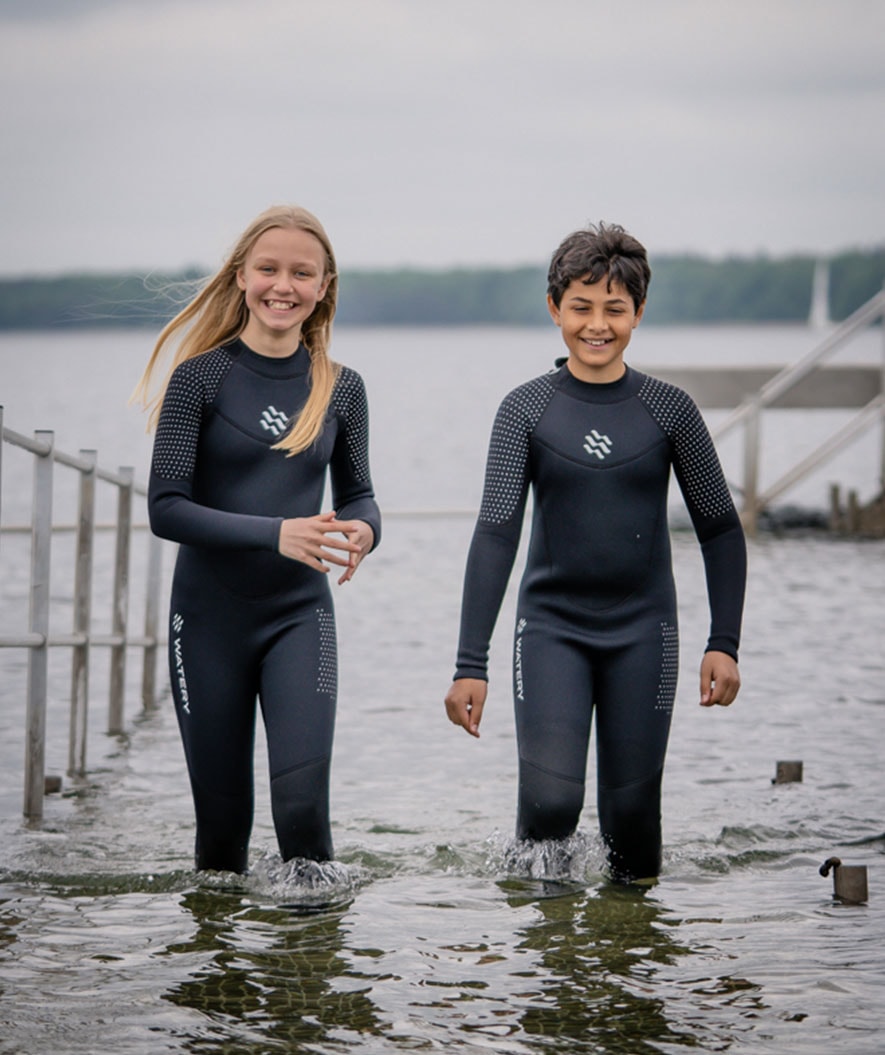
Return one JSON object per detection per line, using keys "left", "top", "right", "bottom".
{"left": 547, "top": 222, "right": 651, "bottom": 311}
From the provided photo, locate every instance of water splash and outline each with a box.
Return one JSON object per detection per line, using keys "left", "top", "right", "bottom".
{"left": 247, "top": 850, "right": 364, "bottom": 910}
{"left": 486, "top": 829, "right": 607, "bottom": 883}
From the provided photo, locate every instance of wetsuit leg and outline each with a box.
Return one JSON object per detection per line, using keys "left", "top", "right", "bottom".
{"left": 513, "top": 619, "right": 594, "bottom": 841}
{"left": 259, "top": 603, "right": 337, "bottom": 862}
{"left": 167, "top": 593, "right": 258, "bottom": 874}
{"left": 593, "top": 620, "right": 677, "bottom": 881}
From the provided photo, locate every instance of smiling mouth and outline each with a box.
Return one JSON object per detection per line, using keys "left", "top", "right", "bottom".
{"left": 265, "top": 300, "right": 296, "bottom": 311}
{"left": 583, "top": 337, "right": 612, "bottom": 347}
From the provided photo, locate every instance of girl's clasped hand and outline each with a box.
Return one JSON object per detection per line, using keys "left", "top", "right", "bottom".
{"left": 278, "top": 510, "right": 374, "bottom": 583}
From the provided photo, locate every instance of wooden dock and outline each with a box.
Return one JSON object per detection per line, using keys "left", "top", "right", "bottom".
{"left": 650, "top": 365, "right": 881, "bottom": 411}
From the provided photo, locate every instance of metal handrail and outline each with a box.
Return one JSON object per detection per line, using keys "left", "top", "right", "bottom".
{"left": 710, "top": 287, "right": 885, "bottom": 532}
{"left": 756, "top": 394, "right": 885, "bottom": 509}
{"left": 1, "top": 407, "right": 167, "bottom": 822}
{"left": 712, "top": 289, "right": 885, "bottom": 440}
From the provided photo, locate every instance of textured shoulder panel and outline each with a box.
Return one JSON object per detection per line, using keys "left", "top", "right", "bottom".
{"left": 479, "top": 373, "right": 556, "bottom": 525}
{"left": 637, "top": 373, "right": 734, "bottom": 518}
{"left": 152, "top": 347, "right": 234, "bottom": 480}
{"left": 330, "top": 365, "right": 371, "bottom": 483}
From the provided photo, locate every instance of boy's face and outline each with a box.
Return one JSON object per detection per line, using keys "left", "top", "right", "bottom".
{"left": 547, "top": 275, "right": 644, "bottom": 383}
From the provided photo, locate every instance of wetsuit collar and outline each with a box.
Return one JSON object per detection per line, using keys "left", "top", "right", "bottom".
{"left": 553, "top": 359, "right": 642, "bottom": 403}
{"left": 228, "top": 337, "right": 310, "bottom": 378}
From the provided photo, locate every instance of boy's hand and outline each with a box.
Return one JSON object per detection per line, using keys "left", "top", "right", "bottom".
{"left": 700, "top": 651, "right": 740, "bottom": 707}
{"left": 445, "top": 678, "right": 487, "bottom": 738}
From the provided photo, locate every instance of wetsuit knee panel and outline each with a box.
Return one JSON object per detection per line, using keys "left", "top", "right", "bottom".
{"left": 517, "top": 757, "right": 585, "bottom": 842}
{"left": 598, "top": 770, "right": 663, "bottom": 881}
{"left": 270, "top": 758, "right": 333, "bottom": 863}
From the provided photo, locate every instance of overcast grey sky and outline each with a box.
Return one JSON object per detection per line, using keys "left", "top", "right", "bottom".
{"left": 1, "top": 0, "right": 883, "bottom": 277}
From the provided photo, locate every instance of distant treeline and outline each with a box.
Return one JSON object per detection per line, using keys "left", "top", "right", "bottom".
{"left": 0, "top": 249, "right": 882, "bottom": 330}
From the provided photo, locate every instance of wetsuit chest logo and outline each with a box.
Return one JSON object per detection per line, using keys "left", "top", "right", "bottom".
{"left": 583, "top": 429, "right": 613, "bottom": 461}
{"left": 259, "top": 405, "right": 291, "bottom": 438}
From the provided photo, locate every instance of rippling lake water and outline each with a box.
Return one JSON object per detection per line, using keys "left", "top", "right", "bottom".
{"left": 1, "top": 326, "right": 883, "bottom": 1054}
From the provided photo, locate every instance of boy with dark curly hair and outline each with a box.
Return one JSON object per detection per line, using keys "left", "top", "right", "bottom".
{"left": 444, "top": 222, "right": 745, "bottom": 883}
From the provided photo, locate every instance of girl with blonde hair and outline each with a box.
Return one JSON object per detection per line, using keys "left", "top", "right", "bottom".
{"left": 135, "top": 204, "right": 380, "bottom": 873}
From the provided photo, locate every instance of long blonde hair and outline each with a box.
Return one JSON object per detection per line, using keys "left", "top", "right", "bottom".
{"left": 132, "top": 204, "right": 340, "bottom": 455}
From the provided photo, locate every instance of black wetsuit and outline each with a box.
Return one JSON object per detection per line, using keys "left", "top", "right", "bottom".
{"left": 454, "top": 361, "right": 745, "bottom": 880}
{"left": 149, "top": 339, "right": 380, "bottom": 873}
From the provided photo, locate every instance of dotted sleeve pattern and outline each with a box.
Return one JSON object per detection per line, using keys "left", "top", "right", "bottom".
{"left": 479, "top": 374, "right": 557, "bottom": 526}
{"left": 637, "top": 374, "right": 735, "bottom": 522}
{"left": 637, "top": 373, "right": 746, "bottom": 659}
{"left": 454, "top": 374, "right": 555, "bottom": 680}
{"left": 328, "top": 365, "right": 382, "bottom": 550}
{"left": 152, "top": 348, "right": 233, "bottom": 481}
{"left": 330, "top": 366, "right": 371, "bottom": 485}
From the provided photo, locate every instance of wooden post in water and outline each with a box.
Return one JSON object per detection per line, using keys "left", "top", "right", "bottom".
{"left": 69, "top": 450, "right": 96, "bottom": 778}
{"left": 829, "top": 484, "right": 842, "bottom": 532}
{"left": 24, "top": 430, "right": 54, "bottom": 822}
{"left": 108, "top": 467, "right": 133, "bottom": 735}
{"left": 773, "top": 760, "right": 803, "bottom": 784}
{"left": 820, "top": 857, "right": 869, "bottom": 903}
{"left": 847, "top": 490, "right": 861, "bottom": 534}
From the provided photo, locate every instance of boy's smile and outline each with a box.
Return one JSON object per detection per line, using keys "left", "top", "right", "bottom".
{"left": 547, "top": 275, "right": 644, "bottom": 383}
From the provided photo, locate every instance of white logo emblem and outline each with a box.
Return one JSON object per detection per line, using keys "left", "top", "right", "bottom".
{"left": 514, "top": 618, "right": 527, "bottom": 701}
{"left": 260, "top": 405, "right": 290, "bottom": 437}
{"left": 583, "top": 429, "right": 612, "bottom": 460}
{"left": 171, "top": 612, "right": 190, "bottom": 715}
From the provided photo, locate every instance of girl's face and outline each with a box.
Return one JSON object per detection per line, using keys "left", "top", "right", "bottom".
{"left": 547, "top": 275, "right": 644, "bottom": 383}
{"left": 236, "top": 227, "right": 330, "bottom": 353}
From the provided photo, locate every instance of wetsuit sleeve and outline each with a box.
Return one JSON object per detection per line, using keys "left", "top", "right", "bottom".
{"left": 328, "top": 368, "right": 381, "bottom": 549}
{"left": 148, "top": 359, "right": 282, "bottom": 551}
{"left": 453, "top": 389, "right": 534, "bottom": 681}
{"left": 668, "top": 392, "right": 747, "bottom": 660}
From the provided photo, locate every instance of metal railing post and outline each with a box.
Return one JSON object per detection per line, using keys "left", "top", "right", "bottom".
{"left": 24, "top": 430, "right": 54, "bottom": 822}
{"left": 0, "top": 408, "right": 4, "bottom": 550}
{"left": 69, "top": 450, "right": 96, "bottom": 777}
{"left": 880, "top": 281, "right": 885, "bottom": 493}
{"left": 142, "top": 530, "right": 163, "bottom": 711}
{"left": 108, "top": 467, "right": 133, "bottom": 735}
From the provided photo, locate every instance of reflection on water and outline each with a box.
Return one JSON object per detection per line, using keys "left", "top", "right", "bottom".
{"left": 163, "top": 887, "right": 383, "bottom": 1053}
{"left": 507, "top": 883, "right": 728, "bottom": 1054}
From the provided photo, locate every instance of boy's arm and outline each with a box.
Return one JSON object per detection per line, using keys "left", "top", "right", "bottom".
{"left": 450, "top": 384, "right": 540, "bottom": 696}
{"left": 666, "top": 387, "right": 747, "bottom": 666}
{"left": 695, "top": 519, "right": 747, "bottom": 661}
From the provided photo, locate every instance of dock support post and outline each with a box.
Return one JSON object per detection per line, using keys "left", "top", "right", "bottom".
{"left": 24, "top": 431, "right": 54, "bottom": 822}
{"left": 880, "top": 281, "right": 885, "bottom": 494}
{"left": 69, "top": 450, "right": 96, "bottom": 778}
{"left": 108, "top": 467, "right": 133, "bottom": 735}
{"left": 829, "top": 483, "right": 842, "bottom": 532}
{"left": 742, "top": 401, "right": 761, "bottom": 536}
